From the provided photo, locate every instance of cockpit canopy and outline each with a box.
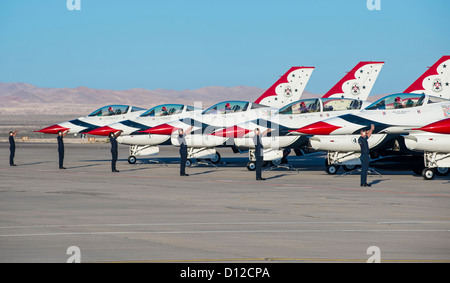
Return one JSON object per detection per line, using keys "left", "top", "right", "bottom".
{"left": 140, "top": 104, "right": 198, "bottom": 117}
{"left": 277, "top": 98, "right": 363, "bottom": 115}
{"left": 322, "top": 98, "right": 363, "bottom": 111}
{"left": 427, "top": 96, "right": 450, "bottom": 104}
{"left": 88, "top": 105, "right": 146, "bottom": 117}
{"left": 278, "top": 99, "right": 319, "bottom": 115}
{"left": 365, "top": 93, "right": 426, "bottom": 110}
{"left": 202, "top": 101, "right": 269, "bottom": 115}
{"left": 202, "top": 101, "right": 246, "bottom": 115}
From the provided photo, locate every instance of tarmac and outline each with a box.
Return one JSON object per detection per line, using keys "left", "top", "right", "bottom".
{"left": 0, "top": 142, "right": 449, "bottom": 263}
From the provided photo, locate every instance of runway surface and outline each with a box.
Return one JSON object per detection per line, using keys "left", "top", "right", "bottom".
{"left": 0, "top": 142, "right": 449, "bottom": 263}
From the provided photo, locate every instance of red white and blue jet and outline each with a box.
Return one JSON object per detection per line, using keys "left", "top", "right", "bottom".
{"left": 404, "top": 118, "right": 450, "bottom": 179}
{"left": 87, "top": 66, "right": 315, "bottom": 163}
{"left": 210, "top": 61, "right": 385, "bottom": 168}
{"left": 36, "top": 105, "right": 147, "bottom": 135}
{"left": 292, "top": 56, "right": 450, "bottom": 176}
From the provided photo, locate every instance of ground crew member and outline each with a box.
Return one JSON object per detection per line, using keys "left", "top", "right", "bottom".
{"left": 109, "top": 130, "right": 123, "bottom": 172}
{"left": 9, "top": 130, "right": 18, "bottom": 166}
{"left": 57, "top": 130, "right": 69, "bottom": 169}
{"left": 358, "top": 124, "right": 375, "bottom": 187}
{"left": 253, "top": 128, "right": 271, "bottom": 181}
{"left": 178, "top": 127, "right": 193, "bottom": 176}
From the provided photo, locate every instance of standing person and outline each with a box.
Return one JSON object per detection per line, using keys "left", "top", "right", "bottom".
{"left": 358, "top": 124, "right": 375, "bottom": 187}
{"left": 177, "top": 127, "right": 193, "bottom": 176}
{"left": 253, "top": 128, "right": 271, "bottom": 181}
{"left": 109, "top": 130, "right": 123, "bottom": 172}
{"left": 57, "top": 130, "right": 69, "bottom": 169}
{"left": 9, "top": 130, "right": 18, "bottom": 166}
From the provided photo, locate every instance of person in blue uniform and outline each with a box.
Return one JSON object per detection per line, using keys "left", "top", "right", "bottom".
{"left": 109, "top": 130, "right": 123, "bottom": 172}
{"left": 253, "top": 128, "right": 271, "bottom": 181}
{"left": 253, "top": 128, "right": 265, "bottom": 180}
{"left": 358, "top": 124, "right": 374, "bottom": 187}
{"left": 177, "top": 127, "right": 193, "bottom": 176}
{"left": 57, "top": 130, "right": 69, "bottom": 169}
{"left": 9, "top": 130, "right": 18, "bottom": 166}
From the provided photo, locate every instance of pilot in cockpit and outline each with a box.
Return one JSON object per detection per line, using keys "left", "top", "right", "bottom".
{"left": 161, "top": 106, "right": 169, "bottom": 116}
{"left": 299, "top": 101, "right": 308, "bottom": 113}
{"left": 394, "top": 97, "right": 403, "bottom": 109}
{"left": 350, "top": 100, "right": 361, "bottom": 109}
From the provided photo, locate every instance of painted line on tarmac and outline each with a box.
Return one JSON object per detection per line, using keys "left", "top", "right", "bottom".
{"left": 98, "top": 258, "right": 450, "bottom": 263}
{"left": 1, "top": 220, "right": 450, "bottom": 230}
{"left": 1, "top": 228, "right": 449, "bottom": 238}
{"left": 2, "top": 166, "right": 450, "bottom": 197}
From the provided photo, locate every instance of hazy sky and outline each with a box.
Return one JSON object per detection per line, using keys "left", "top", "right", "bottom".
{"left": 0, "top": 0, "right": 449, "bottom": 96}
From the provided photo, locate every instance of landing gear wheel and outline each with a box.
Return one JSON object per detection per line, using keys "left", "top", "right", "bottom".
{"left": 247, "top": 161, "right": 256, "bottom": 171}
{"left": 422, "top": 168, "right": 435, "bottom": 180}
{"left": 270, "top": 159, "right": 282, "bottom": 167}
{"left": 128, "top": 156, "right": 137, "bottom": 164}
{"left": 210, "top": 152, "right": 221, "bottom": 164}
{"left": 436, "top": 167, "right": 449, "bottom": 176}
{"left": 186, "top": 159, "right": 193, "bottom": 167}
{"left": 342, "top": 164, "right": 357, "bottom": 171}
{"left": 325, "top": 164, "right": 339, "bottom": 175}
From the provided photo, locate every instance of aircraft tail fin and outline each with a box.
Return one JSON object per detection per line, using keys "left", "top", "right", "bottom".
{"left": 322, "top": 61, "right": 384, "bottom": 101}
{"left": 403, "top": 55, "right": 450, "bottom": 99}
{"left": 254, "top": 66, "right": 315, "bottom": 108}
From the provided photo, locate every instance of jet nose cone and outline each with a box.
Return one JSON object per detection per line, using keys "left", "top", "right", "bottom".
{"left": 35, "top": 124, "right": 70, "bottom": 134}
{"left": 291, "top": 121, "right": 341, "bottom": 135}
{"left": 212, "top": 126, "right": 250, "bottom": 138}
{"left": 139, "top": 123, "right": 178, "bottom": 135}
{"left": 87, "top": 126, "right": 119, "bottom": 136}
{"left": 414, "top": 118, "right": 450, "bottom": 134}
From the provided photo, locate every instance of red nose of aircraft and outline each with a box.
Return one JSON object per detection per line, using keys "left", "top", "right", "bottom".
{"left": 86, "top": 126, "right": 120, "bottom": 136}
{"left": 139, "top": 123, "right": 178, "bottom": 135}
{"left": 413, "top": 118, "right": 450, "bottom": 134}
{"left": 290, "top": 121, "right": 342, "bottom": 135}
{"left": 212, "top": 126, "right": 250, "bottom": 138}
{"left": 35, "top": 124, "right": 70, "bottom": 134}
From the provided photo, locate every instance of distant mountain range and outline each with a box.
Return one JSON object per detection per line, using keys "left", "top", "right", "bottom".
{"left": 0, "top": 81, "right": 383, "bottom": 116}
